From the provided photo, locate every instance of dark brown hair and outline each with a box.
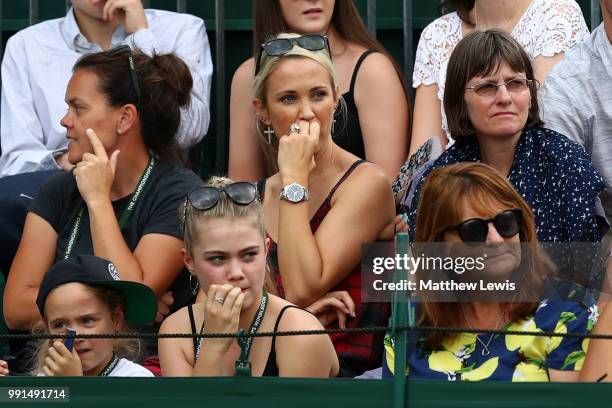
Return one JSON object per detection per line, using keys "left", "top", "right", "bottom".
{"left": 415, "top": 162, "right": 555, "bottom": 349}
{"left": 440, "top": 0, "right": 475, "bottom": 24}
{"left": 73, "top": 48, "right": 193, "bottom": 164}
{"left": 443, "top": 29, "right": 543, "bottom": 143}
{"left": 253, "top": 0, "right": 409, "bottom": 96}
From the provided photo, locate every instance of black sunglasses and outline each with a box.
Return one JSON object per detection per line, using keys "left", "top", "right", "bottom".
{"left": 254, "top": 35, "right": 332, "bottom": 76}
{"left": 106, "top": 45, "right": 141, "bottom": 109}
{"left": 182, "top": 182, "right": 258, "bottom": 230}
{"left": 442, "top": 209, "right": 523, "bottom": 243}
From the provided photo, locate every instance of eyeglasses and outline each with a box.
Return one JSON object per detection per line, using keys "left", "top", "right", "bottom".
{"left": 106, "top": 45, "right": 141, "bottom": 108}
{"left": 465, "top": 78, "right": 533, "bottom": 98}
{"left": 254, "top": 35, "right": 332, "bottom": 76}
{"left": 442, "top": 209, "right": 523, "bottom": 243}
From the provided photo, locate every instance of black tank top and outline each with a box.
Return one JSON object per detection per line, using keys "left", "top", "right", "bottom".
{"left": 333, "top": 49, "right": 377, "bottom": 159}
{"left": 187, "top": 303, "right": 301, "bottom": 377}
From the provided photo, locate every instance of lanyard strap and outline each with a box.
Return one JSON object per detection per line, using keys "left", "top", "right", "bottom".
{"left": 242, "top": 289, "right": 268, "bottom": 359}
{"left": 98, "top": 354, "right": 120, "bottom": 377}
{"left": 235, "top": 290, "right": 268, "bottom": 376}
{"left": 64, "top": 156, "right": 155, "bottom": 259}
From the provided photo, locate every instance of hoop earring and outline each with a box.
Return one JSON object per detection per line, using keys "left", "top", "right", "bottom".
{"left": 189, "top": 273, "right": 199, "bottom": 296}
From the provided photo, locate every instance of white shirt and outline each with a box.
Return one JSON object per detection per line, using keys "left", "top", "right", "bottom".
{"left": 109, "top": 358, "right": 154, "bottom": 377}
{"left": 36, "top": 358, "right": 154, "bottom": 377}
{"left": 412, "top": 0, "right": 589, "bottom": 146}
{"left": 0, "top": 8, "right": 212, "bottom": 177}
{"left": 540, "top": 24, "right": 612, "bottom": 221}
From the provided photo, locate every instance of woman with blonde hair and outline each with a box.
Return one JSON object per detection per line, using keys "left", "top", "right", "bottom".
{"left": 229, "top": 0, "right": 409, "bottom": 180}
{"left": 252, "top": 32, "right": 396, "bottom": 377}
{"left": 159, "top": 177, "right": 338, "bottom": 377}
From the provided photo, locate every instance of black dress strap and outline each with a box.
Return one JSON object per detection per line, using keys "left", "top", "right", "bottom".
{"left": 349, "top": 49, "right": 377, "bottom": 95}
{"left": 327, "top": 160, "right": 367, "bottom": 201}
{"left": 187, "top": 304, "right": 198, "bottom": 354}
{"left": 263, "top": 305, "right": 303, "bottom": 377}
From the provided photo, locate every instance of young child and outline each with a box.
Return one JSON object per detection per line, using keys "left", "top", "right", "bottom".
{"left": 35, "top": 255, "right": 158, "bottom": 377}
{"left": 159, "top": 177, "right": 339, "bottom": 377}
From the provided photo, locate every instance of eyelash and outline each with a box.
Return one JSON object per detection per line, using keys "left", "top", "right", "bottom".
{"left": 279, "top": 91, "right": 328, "bottom": 104}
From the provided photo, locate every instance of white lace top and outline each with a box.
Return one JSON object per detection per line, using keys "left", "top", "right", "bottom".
{"left": 413, "top": 0, "right": 590, "bottom": 145}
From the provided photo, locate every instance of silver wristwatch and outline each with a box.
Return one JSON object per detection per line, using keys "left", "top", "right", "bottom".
{"left": 279, "top": 182, "right": 309, "bottom": 203}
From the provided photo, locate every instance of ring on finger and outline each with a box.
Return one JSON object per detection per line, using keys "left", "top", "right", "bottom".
{"left": 289, "top": 123, "right": 301, "bottom": 134}
{"left": 214, "top": 296, "right": 225, "bottom": 305}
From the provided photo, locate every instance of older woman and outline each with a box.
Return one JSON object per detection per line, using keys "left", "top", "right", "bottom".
{"left": 405, "top": 29, "right": 605, "bottom": 246}
{"left": 385, "top": 162, "right": 598, "bottom": 381}
{"left": 252, "top": 33, "right": 396, "bottom": 377}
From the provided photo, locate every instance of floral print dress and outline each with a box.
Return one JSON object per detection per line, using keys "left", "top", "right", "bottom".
{"left": 383, "top": 296, "right": 599, "bottom": 381}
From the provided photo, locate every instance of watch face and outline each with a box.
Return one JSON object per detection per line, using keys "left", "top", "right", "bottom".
{"left": 287, "top": 183, "right": 305, "bottom": 202}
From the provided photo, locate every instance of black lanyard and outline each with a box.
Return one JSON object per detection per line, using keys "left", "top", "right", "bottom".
{"left": 241, "top": 290, "right": 269, "bottom": 359}
{"left": 63, "top": 156, "right": 155, "bottom": 259}
{"left": 195, "top": 290, "right": 269, "bottom": 363}
{"left": 235, "top": 290, "right": 268, "bottom": 376}
{"left": 98, "top": 354, "right": 119, "bottom": 377}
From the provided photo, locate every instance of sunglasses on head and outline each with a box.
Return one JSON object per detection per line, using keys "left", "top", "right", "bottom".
{"left": 442, "top": 209, "right": 523, "bottom": 244}
{"left": 254, "top": 35, "right": 332, "bottom": 76}
{"left": 105, "top": 45, "right": 141, "bottom": 109}
{"left": 182, "top": 182, "right": 258, "bottom": 228}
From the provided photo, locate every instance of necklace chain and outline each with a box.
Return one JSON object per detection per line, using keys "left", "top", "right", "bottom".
{"left": 460, "top": 304, "right": 504, "bottom": 357}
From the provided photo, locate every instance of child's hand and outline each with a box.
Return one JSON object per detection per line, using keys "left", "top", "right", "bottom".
{"left": 43, "top": 341, "right": 83, "bottom": 377}
{"left": 0, "top": 359, "right": 8, "bottom": 376}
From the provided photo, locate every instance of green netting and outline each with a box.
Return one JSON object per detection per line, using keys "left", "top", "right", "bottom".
{"left": 1, "top": 377, "right": 612, "bottom": 407}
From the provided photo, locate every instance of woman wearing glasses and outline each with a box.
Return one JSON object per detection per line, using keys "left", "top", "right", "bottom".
{"left": 158, "top": 177, "right": 339, "bottom": 377}
{"left": 228, "top": 0, "right": 409, "bottom": 181}
{"left": 384, "top": 162, "right": 598, "bottom": 381}
{"left": 5, "top": 47, "right": 202, "bottom": 346}
{"left": 252, "top": 32, "right": 396, "bottom": 377}
{"left": 404, "top": 29, "right": 605, "bottom": 246}
{"left": 409, "top": 0, "right": 589, "bottom": 156}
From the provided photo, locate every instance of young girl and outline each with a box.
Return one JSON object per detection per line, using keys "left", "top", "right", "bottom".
{"left": 35, "top": 255, "right": 157, "bottom": 377}
{"left": 159, "top": 177, "right": 339, "bottom": 377}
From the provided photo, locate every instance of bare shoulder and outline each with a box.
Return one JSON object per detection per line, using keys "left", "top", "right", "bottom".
{"left": 335, "top": 161, "right": 393, "bottom": 200}
{"left": 231, "top": 57, "right": 256, "bottom": 87}
{"left": 160, "top": 304, "right": 198, "bottom": 334}
{"left": 357, "top": 51, "right": 400, "bottom": 81}
{"left": 269, "top": 296, "right": 322, "bottom": 331}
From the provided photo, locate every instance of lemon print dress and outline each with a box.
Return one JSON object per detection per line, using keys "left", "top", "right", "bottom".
{"left": 382, "top": 295, "right": 598, "bottom": 381}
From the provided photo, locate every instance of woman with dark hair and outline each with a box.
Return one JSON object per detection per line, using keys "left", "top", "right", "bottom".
{"left": 384, "top": 162, "right": 598, "bottom": 381}
{"left": 409, "top": 0, "right": 589, "bottom": 155}
{"left": 229, "top": 0, "right": 410, "bottom": 180}
{"left": 405, "top": 29, "right": 605, "bottom": 246}
{"left": 5, "top": 47, "right": 202, "bottom": 337}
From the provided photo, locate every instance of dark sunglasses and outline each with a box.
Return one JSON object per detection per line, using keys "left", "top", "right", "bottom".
{"left": 106, "top": 45, "right": 141, "bottom": 109}
{"left": 442, "top": 209, "right": 523, "bottom": 243}
{"left": 254, "top": 35, "right": 332, "bottom": 76}
{"left": 182, "top": 182, "right": 258, "bottom": 230}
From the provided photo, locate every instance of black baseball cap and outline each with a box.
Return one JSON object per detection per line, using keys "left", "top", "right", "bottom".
{"left": 36, "top": 255, "right": 157, "bottom": 326}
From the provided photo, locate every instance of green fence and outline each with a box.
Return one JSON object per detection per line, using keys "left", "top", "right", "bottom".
{"left": 0, "top": 0, "right": 603, "bottom": 177}
{"left": 1, "top": 376, "right": 612, "bottom": 407}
